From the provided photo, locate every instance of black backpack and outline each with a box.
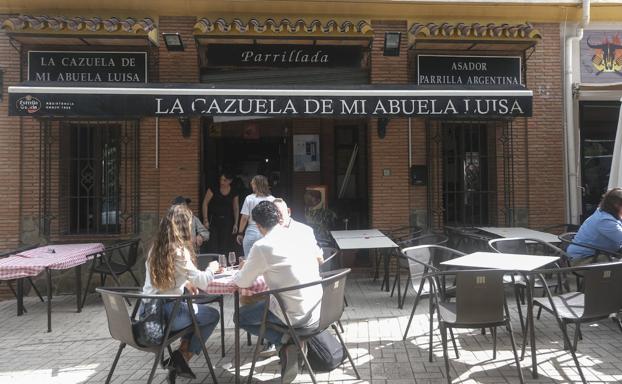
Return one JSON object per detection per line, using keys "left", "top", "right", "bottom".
{"left": 306, "top": 330, "right": 345, "bottom": 372}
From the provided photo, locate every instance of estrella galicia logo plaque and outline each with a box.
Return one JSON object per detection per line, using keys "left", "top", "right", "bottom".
{"left": 16, "top": 95, "right": 42, "bottom": 114}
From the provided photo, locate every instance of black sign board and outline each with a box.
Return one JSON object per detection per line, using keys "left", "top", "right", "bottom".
{"left": 28, "top": 51, "right": 147, "bottom": 83}
{"left": 417, "top": 55, "right": 522, "bottom": 86}
{"left": 205, "top": 44, "right": 363, "bottom": 67}
{"left": 9, "top": 86, "right": 532, "bottom": 118}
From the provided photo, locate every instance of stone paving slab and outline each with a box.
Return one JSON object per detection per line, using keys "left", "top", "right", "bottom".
{"left": 1, "top": 272, "right": 622, "bottom": 383}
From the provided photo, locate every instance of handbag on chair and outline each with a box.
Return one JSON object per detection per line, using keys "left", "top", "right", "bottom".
{"left": 133, "top": 298, "right": 165, "bottom": 347}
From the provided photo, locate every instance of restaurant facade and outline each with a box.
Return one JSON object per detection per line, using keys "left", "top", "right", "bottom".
{"left": 1, "top": 0, "right": 621, "bottom": 257}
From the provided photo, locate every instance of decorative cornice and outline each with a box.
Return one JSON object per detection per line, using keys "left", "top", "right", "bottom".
{"left": 194, "top": 18, "right": 373, "bottom": 35}
{"left": 409, "top": 22, "right": 542, "bottom": 40}
{"left": 1, "top": 15, "right": 157, "bottom": 34}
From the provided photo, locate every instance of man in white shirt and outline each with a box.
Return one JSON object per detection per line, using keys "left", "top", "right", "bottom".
{"left": 234, "top": 201, "right": 323, "bottom": 383}
{"left": 274, "top": 198, "right": 324, "bottom": 265}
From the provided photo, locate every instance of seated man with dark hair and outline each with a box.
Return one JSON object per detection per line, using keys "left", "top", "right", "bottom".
{"left": 234, "top": 200, "right": 323, "bottom": 383}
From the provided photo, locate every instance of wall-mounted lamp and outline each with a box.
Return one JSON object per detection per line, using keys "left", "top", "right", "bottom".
{"left": 378, "top": 118, "right": 390, "bottom": 139}
{"left": 162, "top": 33, "right": 184, "bottom": 51}
{"left": 178, "top": 117, "right": 191, "bottom": 138}
{"left": 383, "top": 32, "right": 401, "bottom": 56}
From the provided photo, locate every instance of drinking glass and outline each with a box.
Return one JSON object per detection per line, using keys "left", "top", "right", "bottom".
{"left": 218, "top": 254, "right": 227, "bottom": 270}
{"left": 228, "top": 251, "right": 237, "bottom": 270}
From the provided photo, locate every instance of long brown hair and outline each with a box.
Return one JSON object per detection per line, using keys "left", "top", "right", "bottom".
{"left": 148, "top": 204, "right": 196, "bottom": 290}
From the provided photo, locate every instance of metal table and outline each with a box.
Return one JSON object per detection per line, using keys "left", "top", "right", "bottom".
{"left": 331, "top": 230, "right": 398, "bottom": 292}
{"left": 441, "top": 251, "right": 559, "bottom": 379}
{"left": 476, "top": 227, "right": 561, "bottom": 244}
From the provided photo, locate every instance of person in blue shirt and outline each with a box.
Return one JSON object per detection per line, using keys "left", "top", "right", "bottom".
{"left": 567, "top": 188, "right": 622, "bottom": 263}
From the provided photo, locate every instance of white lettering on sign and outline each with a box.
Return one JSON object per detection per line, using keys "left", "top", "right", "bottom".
{"left": 155, "top": 97, "right": 527, "bottom": 117}
{"left": 240, "top": 49, "right": 329, "bottom": 64}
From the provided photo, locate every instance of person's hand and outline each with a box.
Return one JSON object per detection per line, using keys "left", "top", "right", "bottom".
{"left": 184, "top": 281, "right": 199, "bottom": 295}
{"left": 236, "top": 234, "right": 243, "bottom": 245}
{"left": 208, "top": 260, "right": 221, "bottom": 273}
{"left": 203, "top": 220, "right": 209, "bottom": 229}
{"left": 231, "top": 224, "right": 238, "bottom": 235}
{"left": 238, "top": 258, "right": 245, "bottom": 269}
{"left": 196, "top": 235, "right": 204, "bottom": 247}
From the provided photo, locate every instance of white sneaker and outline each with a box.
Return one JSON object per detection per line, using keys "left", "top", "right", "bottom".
{"left": 259, "top": 343, "right": 278, "bottom": 358}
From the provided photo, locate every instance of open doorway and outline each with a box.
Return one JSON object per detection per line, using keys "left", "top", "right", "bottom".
{"left": 202, "top": 118, "right": 291, "bottom": 207}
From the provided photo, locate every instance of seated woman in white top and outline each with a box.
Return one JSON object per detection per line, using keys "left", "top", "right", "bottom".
{"left": 143, "top": 203, "right": 220, "bottom": 379}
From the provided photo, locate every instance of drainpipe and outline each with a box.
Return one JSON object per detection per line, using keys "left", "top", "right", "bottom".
{"left": 564, "top": 0, "right": 590, "bottom": 224}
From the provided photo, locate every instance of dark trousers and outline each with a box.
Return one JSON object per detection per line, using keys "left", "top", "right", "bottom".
{"left": 209, "top": 215, "right": 234, "bottom": 254}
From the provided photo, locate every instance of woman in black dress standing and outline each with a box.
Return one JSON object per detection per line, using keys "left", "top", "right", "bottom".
{"left": 202, "top": 171, "right": 240, "bottom": 254}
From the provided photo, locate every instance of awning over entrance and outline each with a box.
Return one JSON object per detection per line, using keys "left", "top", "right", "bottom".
{"left": 8, "top": 83, "right": 532, "bottom": 118}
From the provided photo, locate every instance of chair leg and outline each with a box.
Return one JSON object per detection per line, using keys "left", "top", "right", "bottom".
{"left": 338, "top": 320, "right": 345, "bottom": 333}
{"left": 536, "top": 306, "right": 543, "bottom": 320}
{"left": 514, "top": 285, "right": 525, "bottom": 334}
{"left": 81, "top": 266, "right": 95, "bottom": 310}
{"left": 428, "top": 300, "right": 435, "bottom": 363}
{"left": 506, "top": 319, "right": 525, "bottom": 384}
{"left": 403, "top": 291, "right": 422, "bottom": 341}
{"left": 573, "top": 323, "right": 581, "bottom": 352}
{"left": 290, "top": 332, "right": 317, "bottom": 384}
{"left": 27, "top": 278, "right": 45, "bottom": 302}
{"left": 219, "top": 297, "right": 226, "bottom": 358}
{"left": 247, "top": 306, "right": 270, "bottom": 384}
{"left": 399, "top": 275, "right": 411, "bottom": 309}
{"left": 557, "top": 319, "right": 587, "bottom": 384}
{"left": 440, "top": 324, "right": 451, "bottom": 384}
{"left": 146, "top": 345, "right": 163, "bottom": 384}
{"left": 448, "top": 328, "right": 459, "bottom": 359}
{"left": 105, "top": 342, "right": 126, "bottom": 384}
{"left": 491, "top": 327, "right": 497, "bottom": 360}
{"left": 332, "top": 323, "right": 361, "bottom": 380}
{"left": 615, "top": 316, "right": 622, "bottom": 334}
{"left": 390, "top": 269, "right": 399, "bottom": 298}
{"left": 246, "top": 332, "right": 252, "bottom": 346}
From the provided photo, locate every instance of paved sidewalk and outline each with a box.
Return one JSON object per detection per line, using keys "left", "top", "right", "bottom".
{"left": 1, "top": 273, "right": 622, "bottom": 383}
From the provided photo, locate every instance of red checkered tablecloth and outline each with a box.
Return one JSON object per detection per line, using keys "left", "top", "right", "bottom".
{"left": 0, "top": 243, "right": 105, "bottom": 280}
{"left": 205, "top": 275, "right": 268, "bottom": 297}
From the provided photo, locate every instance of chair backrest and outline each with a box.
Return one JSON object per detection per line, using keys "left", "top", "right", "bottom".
{"left": 196, "top": 253, "right": 223, "bottom": 270}
{"left": 316, "top": 268, "right": 350, "bottom": 330}
{"left": 541, "top": 224, "right": 580, "bottom": 234}
{"left": 581, "top": 263, "right": 622, "bottom": 319}
{"left": 489, "top": 237, "right": 569, "bottom": 266}
{"left": 402, "top": 245, "right": 465, "bottom": 289}
{"left": 98, "top": 288, "right": 140, "bottom": 349}
{"left": 125, "top": 238, "right": 141, "bottom": 267}
{"left": 455, "top": 270, "right": 506, "bottom": 324}
{"left": 558, "top": 232, "right": 576, "bottom": 250}
{"left": 319, "top": 247, "right": 338, "bottom": 273}
{"left": 488, "top": 237, "right": 528, "bottom": 254}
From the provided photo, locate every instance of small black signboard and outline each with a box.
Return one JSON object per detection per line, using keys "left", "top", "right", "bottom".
{"left": 28, "top": 51, "right": 148, "bottom": 83}
{"left": 417, "top": 55, "right": 522, "bottom": 86}
{"left": 205, "top": 44, "right": 364, "bottom": 67}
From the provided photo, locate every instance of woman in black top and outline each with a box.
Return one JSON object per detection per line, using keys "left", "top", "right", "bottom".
{"left": 202, "top": 172, "right": 240, "bottom": 254}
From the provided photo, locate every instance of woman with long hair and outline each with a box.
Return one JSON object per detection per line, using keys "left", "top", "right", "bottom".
{"left": 236, "top": 175, "right": 275, "bottom": 256}
{"left": 143, "top": 204, "right": 220, "bottom": 379}
{"left": 568, "top": 188, "right": 622, "bottom": 263}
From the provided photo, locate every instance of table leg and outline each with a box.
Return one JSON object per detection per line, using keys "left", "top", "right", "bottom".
{"left": 46, "top": 268, "right": 52, "bottom": 333}
{"left": 16, "top": 278, "right": 24, "bottom": 316}
{"left": 235, "top": 291, "right": 240, "bottom": 384}
{"left": 383, "top": 249, "right": 390, "bottom": 292}
{"left": 524, "top": 274, "right": 538, "bottom": 378}
{"left": 75, "top": 265, "right": 82, "bottom": 313}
